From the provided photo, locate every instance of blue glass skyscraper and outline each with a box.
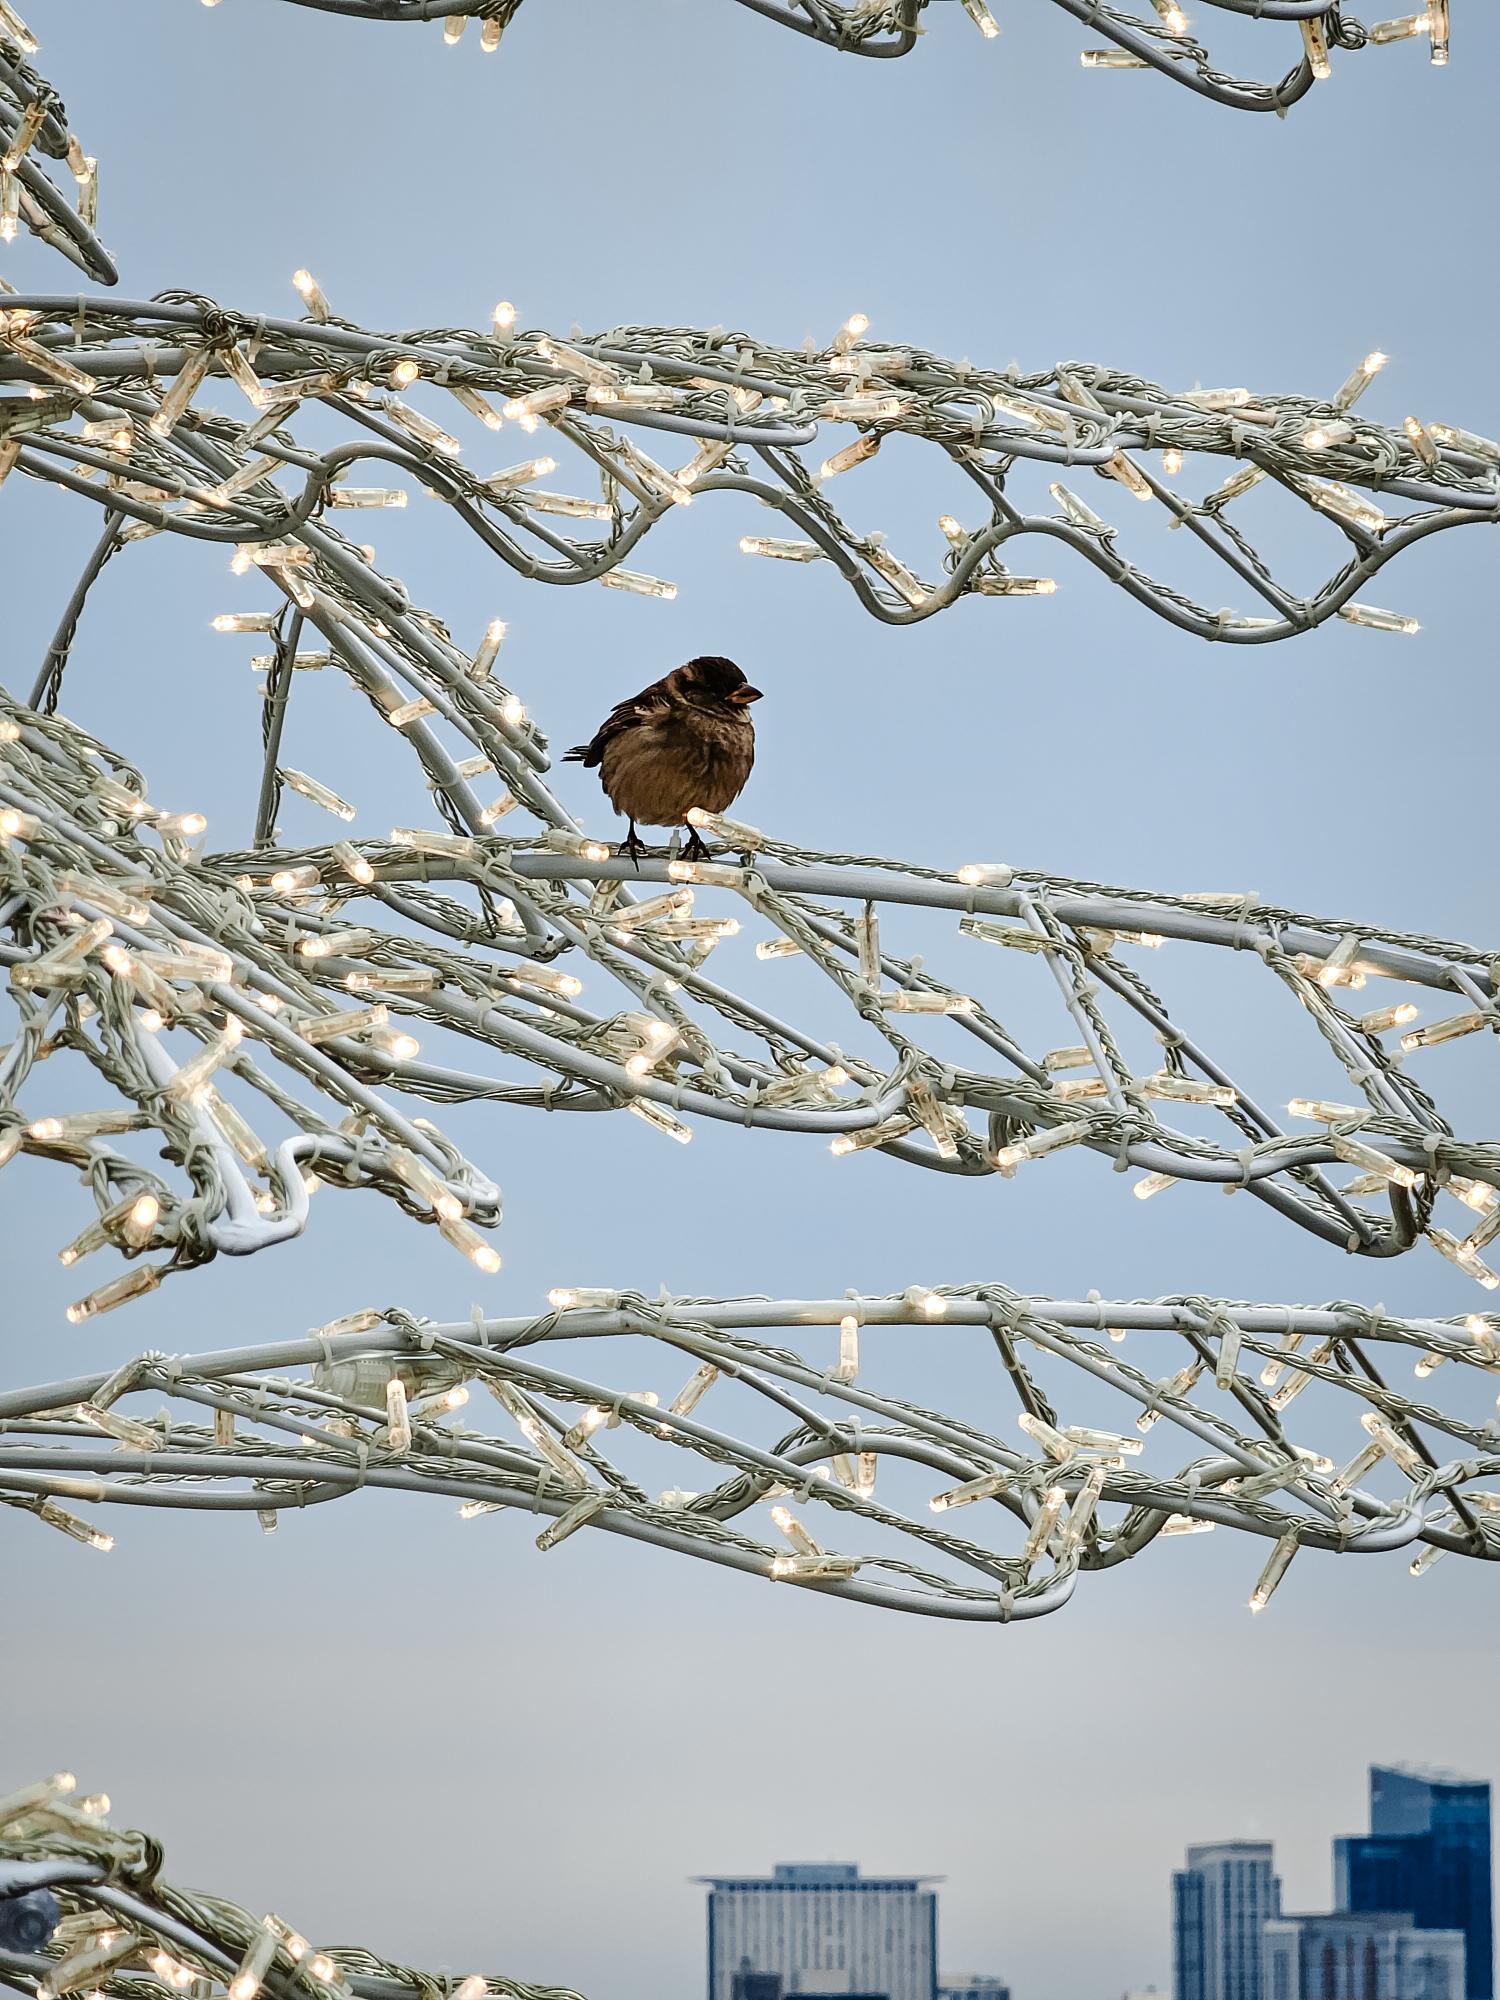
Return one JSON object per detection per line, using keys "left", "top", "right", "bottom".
{"left": 1335, "top": 1767, "right": 1493, "bottom": 2000}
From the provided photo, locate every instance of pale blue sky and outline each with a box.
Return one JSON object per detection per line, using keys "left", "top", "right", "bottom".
{"left": 4, "top": 6, "right": 1500, "bottom": 2000}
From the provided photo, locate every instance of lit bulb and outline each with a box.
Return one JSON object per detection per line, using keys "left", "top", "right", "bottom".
{"left": 332, "top": 841, "right": 375, "bottom": 886}
{"left": 291, "top": 269, "right": 330, "bottom": 321}
{"left": 960, "top": 0, "right": 1001, "bottom": 34}
{"left": 1248, "top": 1530, "right": 1301, "bottom": 1613}
{"left": 1133, "top": 1172, "right": 1177, "bottom": 1200}
{"left": 1299, "top": 15, "right": 1332, "bottom": 77}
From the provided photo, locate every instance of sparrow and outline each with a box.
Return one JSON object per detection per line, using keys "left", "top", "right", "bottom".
{"left": 564, "top": 655, "right": 763, "bottom": 865}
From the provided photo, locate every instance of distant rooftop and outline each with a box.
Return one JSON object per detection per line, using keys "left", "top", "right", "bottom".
{"left": 1275, "top": 1913, "right": 1423, "bottom": 1930}
{"left": 1184, "top": 1841, "right": 1278, "bottom": 1859}
{"left": 695, "top": 1863, "right": 944, "bottom": 1887}
{"left": 1375, "top": 1763, "right": 1490, "bottom": 1790}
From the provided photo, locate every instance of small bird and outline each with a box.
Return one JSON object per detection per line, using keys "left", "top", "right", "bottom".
{"left": 564, "top": 655, "right": 763, "bottom": 864}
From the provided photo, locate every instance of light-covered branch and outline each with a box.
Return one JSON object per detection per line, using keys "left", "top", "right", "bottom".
{"left": 3, "top": 293, "right": 1494, "bottom": 646}
{"left": 2, "top": 1287, "right": 1498, "bottom": 1620}
{"left": 0, "top": 1775, "right": 579, "bottom": 2000}
{"left": 244, "top": 0, "right": 1454, "bottom": 119}
{"left": 0, "top": 695, "right": 504, "bottom": 1320}
{"left": 7, "top": 676, "right": 1500, "bottom": 1312}
{"left": 0, "top": 24, "right": 114, "bottom": 285}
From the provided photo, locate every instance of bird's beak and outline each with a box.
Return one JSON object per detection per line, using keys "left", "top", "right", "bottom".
{"left": 730, "top": 686, "right": 763, "bottom": 704}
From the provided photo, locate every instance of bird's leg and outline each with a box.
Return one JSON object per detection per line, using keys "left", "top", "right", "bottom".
{"left": 682, "top": 825, "right": 710, "bottom": 862}
{"left": 625, "top": 820, "right": 644, "bottom": 869}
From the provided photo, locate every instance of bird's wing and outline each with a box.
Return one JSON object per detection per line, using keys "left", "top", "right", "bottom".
{"left": 563, "top": 670, "right": 680, "bottom": 766}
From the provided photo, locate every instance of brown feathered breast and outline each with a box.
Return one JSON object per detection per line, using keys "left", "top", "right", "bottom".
{"left": 597, "top": 703, "right": 755, "bottom": 825}
{"left": 565, "top": 657, "right": 760, "bottom": 830}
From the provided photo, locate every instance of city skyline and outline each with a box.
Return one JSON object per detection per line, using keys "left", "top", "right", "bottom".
{"left": 696, "top": 1766, "right": 1495, "bottom": 2000}
{"left": 1176, "top": 1767, "right": 1491, "bottom": 2000}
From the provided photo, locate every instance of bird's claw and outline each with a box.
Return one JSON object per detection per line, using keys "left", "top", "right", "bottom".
{"left": 682, "top": 828, "right": 710, "bottom": 862}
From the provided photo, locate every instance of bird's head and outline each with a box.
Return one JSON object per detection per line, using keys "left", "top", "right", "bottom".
{"left": 674, "top": 655, "right": 763, "bottom": 710}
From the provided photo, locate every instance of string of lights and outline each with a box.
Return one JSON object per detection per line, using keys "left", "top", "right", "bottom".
{"left": 3, "top": 293, "right": 1496, "bottom": 649}
{"left": 0, "top": 1775, "right": 582, "bottom": 2000}
{"left": 242, "top": 0, "right": 1456, "bottom": 117}
{"left": 3, "top": 1286, "right": 1499, "bottom": 1619}
{"left": 0, "top": 22, "right": 114, "bottom": 285}
{"left": 6, "top": 668, "right": 1500, "bottom": 1318}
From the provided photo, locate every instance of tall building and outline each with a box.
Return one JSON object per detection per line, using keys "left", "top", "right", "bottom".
{"left": 1173, "top": 1843, "right": 1282, "bottom": 2000}
{"left": 700, "top": 1863, "right": 939, "bottom": 2000}
{"left": 1335, "top": 1767, "right": 1493, "bottom": 2000}
{"left": 1264, "top": 1911, "right": 1466, "bottom": 2000}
